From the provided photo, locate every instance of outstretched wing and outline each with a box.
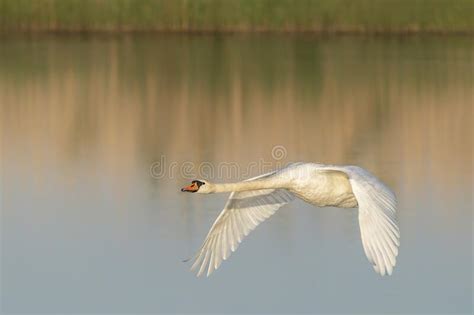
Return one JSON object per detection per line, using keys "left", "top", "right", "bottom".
{"left": 189, "top": 172, "right": 294, "bottom": 277}
{"left": 334, "top": 166, "right": 400, "bottom": 276}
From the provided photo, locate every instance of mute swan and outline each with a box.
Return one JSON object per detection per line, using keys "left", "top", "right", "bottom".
{"left": 181, "top": 162, "right": 399, "bottom": 277}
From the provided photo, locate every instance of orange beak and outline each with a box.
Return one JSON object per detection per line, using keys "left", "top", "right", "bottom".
{"left": 181, "top": 183, "right": 198, "bottom": 192}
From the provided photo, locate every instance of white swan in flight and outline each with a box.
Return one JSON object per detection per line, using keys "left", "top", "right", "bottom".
{"left": 181, "top": 162, "right": 399, "bottom": 277}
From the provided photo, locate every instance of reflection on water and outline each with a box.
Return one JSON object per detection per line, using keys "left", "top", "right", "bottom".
{"left": 1, "top": 35, "right": 472, "bottom": 313}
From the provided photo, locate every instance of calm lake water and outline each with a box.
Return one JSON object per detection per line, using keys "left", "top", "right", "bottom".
{"left": 1, "top": 34, "right": 472, "bottom": 314}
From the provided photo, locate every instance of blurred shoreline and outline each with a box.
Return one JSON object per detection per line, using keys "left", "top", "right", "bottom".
{"left": 2, "top": 30, "right": 473, "bottom": 36}
{"left": 1, "top": 0, "right": 473, "bottom": 34}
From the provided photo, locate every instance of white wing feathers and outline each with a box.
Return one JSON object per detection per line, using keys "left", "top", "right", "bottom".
{"left": 338, "top": 166, "right": 400, "bottom": 276}
{"left": 190, "top": 174, "right": 294, "bottom": 277}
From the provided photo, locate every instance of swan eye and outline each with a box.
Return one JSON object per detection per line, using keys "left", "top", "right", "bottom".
{"left": 192, "top": 180, "right": 205, "bottom": 187}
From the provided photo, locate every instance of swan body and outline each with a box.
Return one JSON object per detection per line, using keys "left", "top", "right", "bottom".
{"left": 182, "top": 162, "right": 399, "bottom": 277}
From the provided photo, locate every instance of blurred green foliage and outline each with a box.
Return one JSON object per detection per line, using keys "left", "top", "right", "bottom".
{"left": 0, "top": 0, "right": 472, "bottom": 32}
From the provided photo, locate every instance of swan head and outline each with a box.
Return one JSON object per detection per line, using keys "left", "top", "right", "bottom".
{"left": 181, "top": 179, "right": 212, "bottom": 194}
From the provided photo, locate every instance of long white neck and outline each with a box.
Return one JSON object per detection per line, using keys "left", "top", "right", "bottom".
{"left": 211, "top": 179, "right": 279, "bottom": 193}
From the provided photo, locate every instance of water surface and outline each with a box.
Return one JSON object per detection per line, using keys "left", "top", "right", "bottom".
{"left": 1, "top": 34, "right": 472, "bottom": 313}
